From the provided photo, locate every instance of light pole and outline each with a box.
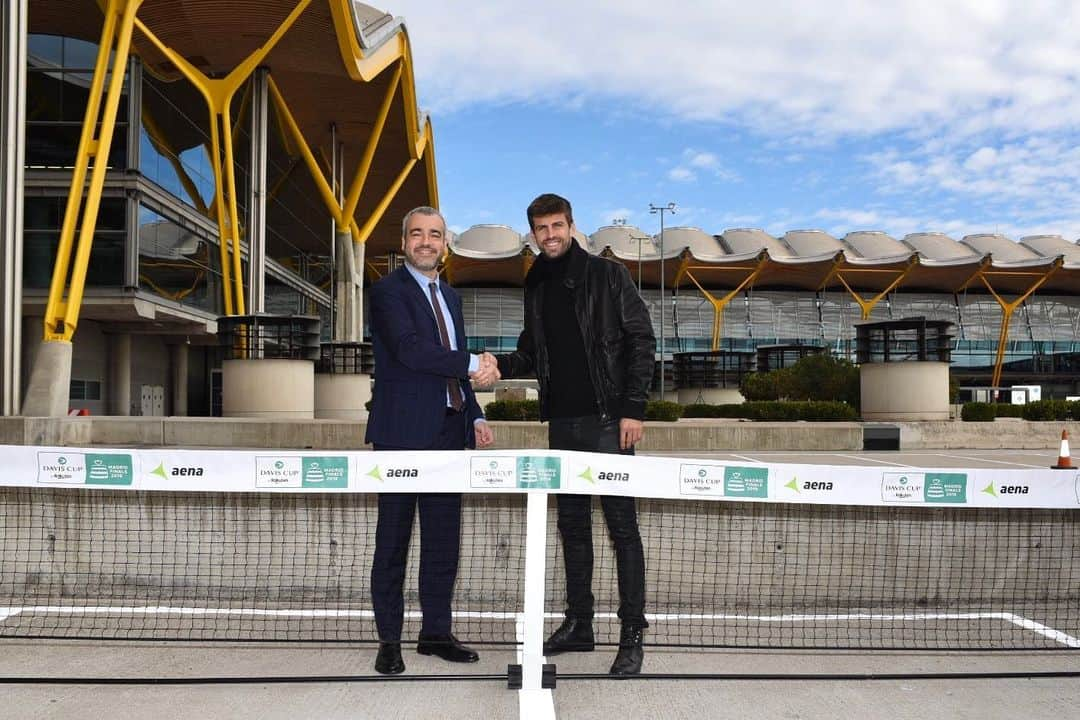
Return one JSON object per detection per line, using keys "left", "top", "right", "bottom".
{"left": 649, "top": 202, "right": 676, "bottom": 402}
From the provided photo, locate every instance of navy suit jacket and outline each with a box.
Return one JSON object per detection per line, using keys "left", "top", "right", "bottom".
{"left": 365, "top": 265, "right": 483, "bottom": 449}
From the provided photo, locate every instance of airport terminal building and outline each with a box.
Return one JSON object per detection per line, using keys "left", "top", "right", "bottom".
{"left": 1, "top": 0, "right": 1079, "bottom": 418}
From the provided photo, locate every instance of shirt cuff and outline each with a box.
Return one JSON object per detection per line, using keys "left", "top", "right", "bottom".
{"left": 473, "top": 417, "right": 486, "bottom": 426}
{"left": 467, "top": 354, "right": 480, "bottom": 374}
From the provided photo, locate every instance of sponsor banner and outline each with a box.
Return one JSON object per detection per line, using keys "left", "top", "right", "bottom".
{"left": 37, "top": 451, "right": 134, "bottom": 486}
{"left": 3, "top": 445, "right": 1080, "bottom": 508}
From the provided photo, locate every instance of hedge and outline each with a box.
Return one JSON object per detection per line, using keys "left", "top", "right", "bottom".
{"left": 483, "top": 399, "right": 685, "bottom": 422}
{"left": 682, "top": 400, "right": 857, "bottom": 421}
{"left": 959, "top": 400, "right": 1080, "bottom": 422}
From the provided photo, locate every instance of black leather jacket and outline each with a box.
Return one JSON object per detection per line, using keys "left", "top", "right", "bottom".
{"left": 497, "top": 239, "right": 656, "bottom": 421}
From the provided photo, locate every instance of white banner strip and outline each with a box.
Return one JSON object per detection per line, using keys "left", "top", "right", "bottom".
{"left": 3, "top": 444, "right": 1079, "bottom": 509}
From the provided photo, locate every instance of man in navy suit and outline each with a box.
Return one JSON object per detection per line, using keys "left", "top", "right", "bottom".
{"left": 365, "top": 206, "right": 498, "bottom": 675}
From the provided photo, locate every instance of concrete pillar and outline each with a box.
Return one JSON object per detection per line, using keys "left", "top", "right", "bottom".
{"left": 333, "top": 229, "right": 354, "bottom": 341}
{"left": 245, "top": 67, "right": 268, "bottom": 314}
{"left": 860, "top": 362, "right": 950, "bottom": 421}
{"left": 222, "top": 359, "right": 313, "bottom": 418}
{"left": 171, "top": 342, "right": 188, "bottom": 416}
{"left": 0, "top": 0, "right": 27, "bottom": 416}
{"left": 22, "top": 340, "right": 71, "bottom": 416}
{"left": 108, "top": 333, "right": 132, "bottom": 416}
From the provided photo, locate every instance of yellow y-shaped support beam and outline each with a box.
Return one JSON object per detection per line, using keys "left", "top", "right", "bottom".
{"left": 979, "top": 260, "right": 1062, "bottom": 389}
{"left": 133, "top": 0, "right": 314, "bottom": 315}
{"left": 44, "top": 0, "right": 144, "bottom": 340}
{"left": 685, "top": 258, "right": 767, "bottom": 350}
{"left": 833, "top": 258, "right": 918, "bottom": 320}
{"left": 267, "top": 65, "right": 404, "bottom": 236}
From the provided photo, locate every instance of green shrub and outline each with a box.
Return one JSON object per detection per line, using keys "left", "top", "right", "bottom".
{"left": 483, "top": 399, "right": 540, "bottom": 421}
{"left": 681, "top": 403, "right": 744, "bottom": 418}
{"left": 961, "top": 402, "right": 996, "bottom": 422}
{"left": 993, "top": 403, "right": 1024, "bottom": 418}
{"left": 741, "top": 354, "right": 860, "bottom": 408}
{"left": 1022, "top": 399, "right": 1075, "bottom": 421}
{"left": 645, "top": 401, "right": 683, "bottom": 422}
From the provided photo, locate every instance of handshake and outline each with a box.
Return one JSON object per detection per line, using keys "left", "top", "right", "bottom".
{"left": 469, "top": 352, "right": 501, "bottom": 388}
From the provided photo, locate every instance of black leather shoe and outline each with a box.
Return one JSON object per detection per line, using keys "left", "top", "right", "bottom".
{"left": 609, "top": 625, "right": 644, "bottom": 675}
{"left": 543, "top": 617, "right": 595, "bottom": 655}
{"left": 416, "top": 633, "right": 479, "bottom": 663}
{"left": 374, "top": 642, "right": 405, "bottom": 675}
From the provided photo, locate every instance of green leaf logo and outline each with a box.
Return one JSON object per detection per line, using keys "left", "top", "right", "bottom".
{"left": 982, "top": 482, "right": 997, "bottom": 497}
{"left": 366, "top": 465, "right": 383, "bottom": 481}
{"left": 785, "top": 477, "right": 799, "bottom": 492}
{"left": 578, "top": 466, "right": 595, "bottom": 484}
{"left": 151, "top": 463, "right": 167, "bottom": 479}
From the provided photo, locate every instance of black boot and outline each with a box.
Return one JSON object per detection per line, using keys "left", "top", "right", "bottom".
{"left": 609, "top": 625, "right": 644, "bottom": 675}
{"left": 543, "top": 617, "right": 595, "bottom": 655}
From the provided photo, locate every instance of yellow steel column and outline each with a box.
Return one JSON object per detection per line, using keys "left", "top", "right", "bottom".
{"left": 981, "top": 261, "right": 1062, "bottom": 389}
{"left": 834, "top": 259, "right": 918, "bottom": 320}
{"left": 353, "top": 159, "right": 419, "bottom": 244}
{"left": 685, "top": 259, "right": 766, "bottom": 350}
{"left": 340, "top": 63, "right": 402, "bottom": 225}
{"left": 43, "top": 0, "right": 143, "bottom": 340}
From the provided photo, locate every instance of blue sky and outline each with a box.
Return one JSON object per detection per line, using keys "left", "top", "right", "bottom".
{"left": 393, "top": 1, "right": 1080, "bottom": 241}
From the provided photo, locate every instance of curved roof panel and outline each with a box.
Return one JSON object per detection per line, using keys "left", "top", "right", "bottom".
{"left": 720, "top": 229, "right": 791, "bottom": 257}
{"left": 657, "top": 227, "right": 713, "bottom": 260}
{"left": 1020, "top": 235, "right": 1080, "bottom": 265}
{"left": 782, "top": 230, "right": 844, "bottom": 259}
{"left": 591, "top": 225, "right": 658, "bottom": 260}
{"left": 451, "top": 225, "right": 525, "bottom": 259}
{"left": 842, "top": 231, "right": 911, "bottom": 260}
{"left": 902, "top": 233, "right": 980, "bottom": 261}
{"left": 961, "top": 233, "right": 1041, "bottom": 263}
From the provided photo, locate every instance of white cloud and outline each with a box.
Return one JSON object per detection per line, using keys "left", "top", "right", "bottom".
{"left": 668, "top": 167, "right": 696, "bottom": 182}
{"left": 666, "top": 148, "right": 738, "bottom": 184}
{"left": 393, "top": 0, "right": 1080, "bottom": 137}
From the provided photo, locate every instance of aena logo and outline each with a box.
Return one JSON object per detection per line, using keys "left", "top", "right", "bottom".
{"left": 982, "top": 482, "right": 1029, "bottom": 497}
{"left": 578, "top": 466, "right": 629, "bottom": 484}
{"left": 366, "top": 465, "right": 418, "bottom": 481}
{"left": 152, "top": 463, "right": 204, "bottom": 478}
{"left": 784, "top": 477, "right": 833, "bottom": 492}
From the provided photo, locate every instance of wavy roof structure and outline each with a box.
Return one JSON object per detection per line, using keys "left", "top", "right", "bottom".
{"left": 445, "top": 225, "right": 1080, "bottom": 295}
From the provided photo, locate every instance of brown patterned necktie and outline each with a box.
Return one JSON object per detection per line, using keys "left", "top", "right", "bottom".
{"left": 428, "top": 282, "right": 464, "bottom": 411}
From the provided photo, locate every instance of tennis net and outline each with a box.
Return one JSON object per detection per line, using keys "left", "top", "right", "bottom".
{"left": 1, "top": 446, "right": 1078, "bottom": 654}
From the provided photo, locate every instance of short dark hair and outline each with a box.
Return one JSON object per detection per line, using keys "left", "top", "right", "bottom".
{"left": 526, "top": 193, "right": 573, "bottom": 230}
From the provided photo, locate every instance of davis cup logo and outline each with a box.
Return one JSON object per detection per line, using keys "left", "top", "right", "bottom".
{"left": 305, "top": 461, "right": 324, "bottom": 483}
{"left": 470, "top": 456, "right": 516, "bottom": 489}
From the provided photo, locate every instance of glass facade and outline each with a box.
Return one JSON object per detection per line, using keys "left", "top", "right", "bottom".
{"left": 26, "top": 35, "right": 127, "bottom": 169}
{"left": 22, "top": 195, "right": 126, "bottom": 288}
{"left": 137, "top": 205, "right": 222, "bottom": 313}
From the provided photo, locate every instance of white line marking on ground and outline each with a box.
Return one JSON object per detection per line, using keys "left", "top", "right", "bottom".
{"left": 0, "top": 608, "right": 21, "bottom": 621}
{"left": 833, "top": 454, "right": 918, "bottom": 468}
{"left": 923, "top": 453, "right": 1047, "bottom": 469}
{"left": 1000, "top": 613, "right": 1080, "bottom": 648}
{"left": 729, "top": 453, "right": 765, "bottom": 463}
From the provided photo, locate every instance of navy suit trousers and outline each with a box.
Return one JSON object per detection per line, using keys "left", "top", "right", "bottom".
{"left": 371, "top": 410, "right": 467, "bottom": 641}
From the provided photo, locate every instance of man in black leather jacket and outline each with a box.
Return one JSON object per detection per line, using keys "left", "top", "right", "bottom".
{"left": 496, "top": 193, "right": 656, "bottom": 675}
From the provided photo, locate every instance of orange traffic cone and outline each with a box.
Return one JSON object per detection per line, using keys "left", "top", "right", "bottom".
{"left": 1052, "top": 429, "right": 1072, "bottom": 469}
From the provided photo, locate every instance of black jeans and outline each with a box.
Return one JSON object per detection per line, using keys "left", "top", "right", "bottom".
{"left": 549, "top": 415, "right": 647, "bottom": 628}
